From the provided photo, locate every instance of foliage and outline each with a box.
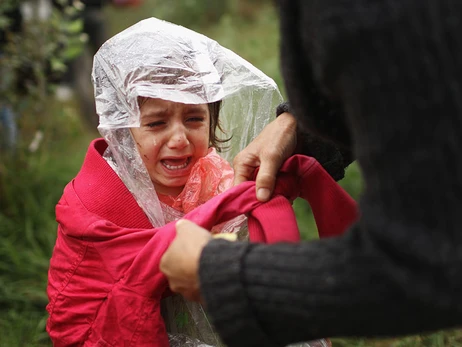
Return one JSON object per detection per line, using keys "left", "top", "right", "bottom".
{"left": 0, "top": 0, "right": 86, "bottom": 108}
{"left": 331, "top": 329, "right": 462, "bottom": 347}
{"left": 153, "top": 0, "right": 230, "bottom": 29}
{"left": 0, "top": 2, "right": 89, "bottom": 345}
{"left": 0, "top": 96, "right": 91, "bottom": 346}
{"left": 135, "top": 0, "right": 271, "bottom": 31}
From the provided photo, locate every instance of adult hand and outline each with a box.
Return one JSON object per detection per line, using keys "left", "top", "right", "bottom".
{"left": 160, "top": 219, "right": 212, "bottom": 302}
{"left": 233, "top": 112, "right": 297, "bottom": 201}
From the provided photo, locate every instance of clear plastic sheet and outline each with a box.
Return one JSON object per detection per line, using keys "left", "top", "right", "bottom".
{"left": 93, "top": 17, "right": 282, "bottom": 227}
{"left": 162, "top": 295, "right": 225, "bottom": 347}
{"left": 168, "top": 333, "right": 214, "bottom": 347}
{"left": 92, "top": 17, "right": 283, "bottom": 347}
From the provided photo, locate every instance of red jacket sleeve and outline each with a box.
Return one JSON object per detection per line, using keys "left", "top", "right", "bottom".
{"left": 85, "top": 220, "right": 177, "bottom": 346}
{"left": 47, "top": 192, "right": 176, "bottom": 347}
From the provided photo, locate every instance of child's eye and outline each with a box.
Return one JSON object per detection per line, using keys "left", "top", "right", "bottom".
{"left": 187, "top": 117, "right": 205, "bottom": 123}
{"left": 146, "top": 121, "right": 165, "bottom": 128}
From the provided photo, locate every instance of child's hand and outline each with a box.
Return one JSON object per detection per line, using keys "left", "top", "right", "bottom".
{"left": 160, "top": 219, "right": 212, "bottom": 302}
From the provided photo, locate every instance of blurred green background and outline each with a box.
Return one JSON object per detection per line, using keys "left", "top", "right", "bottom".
{"left": 0, "top": 0, "right": 461, "bottom": 346}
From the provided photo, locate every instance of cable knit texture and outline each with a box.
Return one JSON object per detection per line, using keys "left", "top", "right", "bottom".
{"left": 199, "top": 0, "right": 462, "bottom": 346}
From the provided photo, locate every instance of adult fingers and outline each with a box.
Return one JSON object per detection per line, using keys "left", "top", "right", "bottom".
{"left": 254, "top": 152, "right": 283, "bottom": 201}
{"left": 233, "top": 160, "right": 258, "bottom": 187}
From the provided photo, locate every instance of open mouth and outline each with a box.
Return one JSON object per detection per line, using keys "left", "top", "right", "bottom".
{"left": 161, "top": 157, "right": 191, "bottom": 170}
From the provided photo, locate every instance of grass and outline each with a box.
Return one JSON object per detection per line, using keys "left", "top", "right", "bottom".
{"left": 1, "top": 1, "right": 461, "bottom": 346}
{"left": 0, "top": 99, "right": 93, "bottom": 346}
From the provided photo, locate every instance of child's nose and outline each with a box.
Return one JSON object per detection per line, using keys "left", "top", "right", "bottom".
{"left": 167, "top": 127, "right": 189, "bottom": 149}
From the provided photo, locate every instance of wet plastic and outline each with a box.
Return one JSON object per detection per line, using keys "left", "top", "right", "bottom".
{"left": 93, "top": 17, "right": 282, "bottom": 228}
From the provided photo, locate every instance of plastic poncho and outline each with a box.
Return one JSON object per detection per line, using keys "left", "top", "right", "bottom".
{"left": 93, "top": 17, "right": 282, "bottom": 228}
{"left": 91, "top": 17, "right": 282, "bottom": 347}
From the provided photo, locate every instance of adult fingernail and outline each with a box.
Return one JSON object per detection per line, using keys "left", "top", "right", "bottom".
{"left": 257, "top": 188, "right": 270, "bottom": 201}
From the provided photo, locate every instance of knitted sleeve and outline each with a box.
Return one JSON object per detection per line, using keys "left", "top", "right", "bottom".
{"left": 200, "top": 232, "right": 460, "bottom": 347}
{"left": 199, "top": 0, "right": 462, "bottom": 345}
{"left": 276, "top": 102, "right": 354, "bottom": 181}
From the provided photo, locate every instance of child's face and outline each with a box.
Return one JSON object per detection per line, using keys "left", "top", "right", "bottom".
{"left": 131, "top": 98, "right": 211, "bottom": 197}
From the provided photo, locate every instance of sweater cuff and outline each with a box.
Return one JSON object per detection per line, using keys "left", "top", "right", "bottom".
{"left": 199, "top": 239, "right": 277, "bottom": 347}
{"left": 276, "top": 101, "right": 291, "bottom": 117}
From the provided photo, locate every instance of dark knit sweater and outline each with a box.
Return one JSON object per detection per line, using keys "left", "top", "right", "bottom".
{"left": 199, "top": 0, "right": 462, "bottom": 346}
{"left": 276, "top": 101, "right": 354, "bottom": 182}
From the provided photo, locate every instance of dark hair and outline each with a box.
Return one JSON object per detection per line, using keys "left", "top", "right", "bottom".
{"left": 208, "top": 100, "right": 231, "bottom": 152}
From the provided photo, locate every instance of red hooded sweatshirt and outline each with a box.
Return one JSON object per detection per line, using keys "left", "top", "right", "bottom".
{"left": 46, "top": 138, "right": 358, "bottom": 346}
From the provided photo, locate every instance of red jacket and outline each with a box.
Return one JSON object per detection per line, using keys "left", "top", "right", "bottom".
{"left": 46, "top": 138, "right": 358, "bottom": 346}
